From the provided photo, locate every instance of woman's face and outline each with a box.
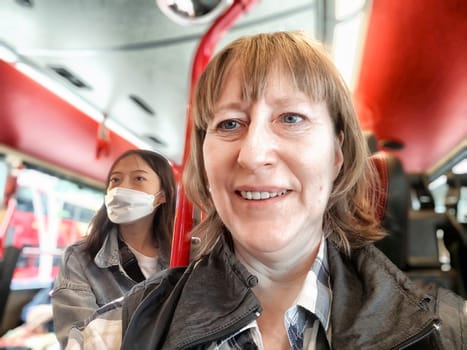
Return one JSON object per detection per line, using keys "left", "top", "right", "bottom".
{"left": 203, "top": 65, "right": 343, "bottom": 259}
{"left": 107, "top": 154, "right": 162, "bottom": 196}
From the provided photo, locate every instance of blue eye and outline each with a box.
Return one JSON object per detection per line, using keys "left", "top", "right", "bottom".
{"left": 282, "top": 113, "right": 304, "bottom": 124}
{"left": 218, "top": 119, "right": 240, "bottom": 130}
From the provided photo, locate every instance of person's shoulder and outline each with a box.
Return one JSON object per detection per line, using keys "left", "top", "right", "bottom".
{"left": 120, "top": 265, "right": 190, "bottom": 317}
{"left": 126, "top": 265, "right": 188, "bottom": 301}
{"left": 433, "top": 285, "right": 466, "bottom": 323}
{"left": 422, "top": 284, "right": 466, "bottom": 348}
{"left": 63, "top": 240, "right": 87, "bottom": 255}
{"left": 59, "top": 240, "right": 91, "bottom": 271}
{"left": 119, "top": 266, "right": 190, "bottom": 335}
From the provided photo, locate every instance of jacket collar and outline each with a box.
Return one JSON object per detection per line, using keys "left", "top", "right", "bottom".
{"left": 123, "top": 237, "right": 440, "bottom": 349}
{"left": 122, "top": 235, "right": 262, "bottom": 349}
{"left": 165, "top": 236, "right": 262, "bottom": 349}
{"left": 328, "top": 242, "right": 440, "bottom": 349}
{"left": 94, "top": 227, "right": 120, "bottom": 268}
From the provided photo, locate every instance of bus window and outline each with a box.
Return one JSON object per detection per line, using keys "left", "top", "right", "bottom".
{"left": 1, "top": 165, "right": 102, "bottom": 290}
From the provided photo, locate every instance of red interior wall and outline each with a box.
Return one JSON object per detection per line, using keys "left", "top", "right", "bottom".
{"left": 355, "top": 0, "right": 467, "bottom": 173}
{"left": 0, "top": 60, "right": 137, "bottom": 183}
{"left": 1, "top": 0, "right": 466, "bottom": 180}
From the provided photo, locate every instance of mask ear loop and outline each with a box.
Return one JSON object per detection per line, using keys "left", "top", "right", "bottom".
{"left": 153, "top": 191, "right": 166, "bottom": 207}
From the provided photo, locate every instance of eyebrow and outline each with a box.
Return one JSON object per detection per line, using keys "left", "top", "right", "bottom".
{"left": 214, "top": 92, "right": 311, "bottom": 111}
{"left": 110, "top": 169, "right": 150, "bottom": 176}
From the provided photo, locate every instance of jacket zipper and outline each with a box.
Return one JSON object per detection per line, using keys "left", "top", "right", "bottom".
{"left": 392, "top": 319, "right": 441, "bottom": 349}
{"left": 179, "top": 307, "right": 262, "bottom": 350}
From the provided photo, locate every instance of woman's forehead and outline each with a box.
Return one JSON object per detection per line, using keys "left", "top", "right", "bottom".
{"left": 218, "top": 61, "right": 318, "bottom": 105}
{"left": 112, "top": 154, "right": 152, "bottom": 172}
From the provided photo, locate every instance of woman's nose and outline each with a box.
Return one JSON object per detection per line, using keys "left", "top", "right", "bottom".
{"left": 237, "top": 120, "right": 276, "bottom": 171}
{"left": 117, "top": 177, "right": 131, "bottom": 189}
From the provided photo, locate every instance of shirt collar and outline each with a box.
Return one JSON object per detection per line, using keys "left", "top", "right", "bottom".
{"left": 287, "top": 238, "right": 332, "bottom": 330}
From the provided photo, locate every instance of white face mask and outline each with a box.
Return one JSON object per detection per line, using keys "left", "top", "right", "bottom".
{"left": 104, "top": 187, "right": 165, "bottom": 224}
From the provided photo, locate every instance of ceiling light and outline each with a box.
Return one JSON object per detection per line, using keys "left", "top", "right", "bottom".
{"left": 15, "top": 62, "right": 103, "bottom": 123}
{"left": 15, "top": 0, "right": 34, "bottom": 8}
{"left": 156, "top": 0, "right": 233, "bottom": 25}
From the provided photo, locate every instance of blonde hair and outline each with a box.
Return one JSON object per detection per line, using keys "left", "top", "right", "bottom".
{"left": 183, "top": 31, "right": 384, "bottom": 257}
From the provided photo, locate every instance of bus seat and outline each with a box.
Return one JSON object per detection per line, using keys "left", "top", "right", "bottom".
{"left": 371, "top": 151, "right": 410, "bottom": 270}
{"left": 364, "top": 131, "right": 378, "bottom": 154}
{"left": 0, "top": 245, "right": 22, "bottom": 329}
{"left": 407, "top": 209, "right": 467, "bottom": 297}
{"left": 405, "top": 169, "right": 465, "bottom": 296}
{"left": 369, "top": 152, "right": 466, "bottom": 297}
{"left": 445, "top": 171, "right": 461, "bottom": 217}
{"left": 408, "top": 173, "right": 436, "bottom": 210}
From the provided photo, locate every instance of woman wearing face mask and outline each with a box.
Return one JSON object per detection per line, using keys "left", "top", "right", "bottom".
{"left": 51, "top": 149, "right": 176, "bottom": 348}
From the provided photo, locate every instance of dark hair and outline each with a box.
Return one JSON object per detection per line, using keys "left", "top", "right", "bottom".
{"left": 83, "top": 149, "right": 176, "bottom": 264}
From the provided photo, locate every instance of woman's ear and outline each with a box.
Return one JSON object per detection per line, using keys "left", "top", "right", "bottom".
{"left": 154, "top": 191, "right": 166, "bottom": 206}
{"left": 333, "top": 131, "right": 344, "bottom": 180}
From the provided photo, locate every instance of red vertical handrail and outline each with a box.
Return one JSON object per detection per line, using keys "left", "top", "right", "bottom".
{"left": 170, "top": 0, "right": 258, "bottom": 267}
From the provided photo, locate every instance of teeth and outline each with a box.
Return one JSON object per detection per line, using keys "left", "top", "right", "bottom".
{"left": 240, "top": 190, "right": 287, "bottom": 200}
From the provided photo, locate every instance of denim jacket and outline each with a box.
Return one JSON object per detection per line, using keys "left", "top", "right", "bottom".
{"left": 51, "top": 228, "right": 165, "bottom": 348}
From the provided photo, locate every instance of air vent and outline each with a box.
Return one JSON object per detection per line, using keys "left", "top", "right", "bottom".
{"left": 129, "top": 94, "right": 155, "bottom": 116}
{"left": 49, "top": 65, "right": 91, "bottom": 89}
{"left": 145, "top": 135, "right": 166, "bottom": 146}
{"left": 15, "top": 0, "right": 34, "bottom": 8}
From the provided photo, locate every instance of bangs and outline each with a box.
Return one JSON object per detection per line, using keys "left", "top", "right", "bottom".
{"left": 194, "top": 31, "right": 340, "bottom": 131}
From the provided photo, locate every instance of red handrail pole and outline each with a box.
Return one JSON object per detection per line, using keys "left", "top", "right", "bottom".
{"left": 170, "top": 0, "right": 258, "bottom": 267}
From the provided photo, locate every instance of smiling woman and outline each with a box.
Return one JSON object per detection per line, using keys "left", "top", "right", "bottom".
{"left": 203, "top": 67, "right": 343, "bottom": 257}
{"left": 65, "top": 31, "right": 466, "bottom": 350}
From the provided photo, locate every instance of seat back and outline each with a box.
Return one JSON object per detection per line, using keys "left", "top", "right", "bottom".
{"left": 370, "top": 153, "right": 466, "bottom": 296}
{"left": 445, "top": 171, "right": 461, "bottom": 217}
{"left": 0, "top": 245, "right": 22, "bottom": 325}
{"left": 370, "top": 152, "right": 411, "bottom": 269}
{"left": 408, "top": 173, "right": 436, "bottom": 210}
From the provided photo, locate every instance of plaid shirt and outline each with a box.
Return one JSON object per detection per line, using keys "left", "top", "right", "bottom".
{"left": 67, "top": 240, "right": 331, "bottom": 350}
